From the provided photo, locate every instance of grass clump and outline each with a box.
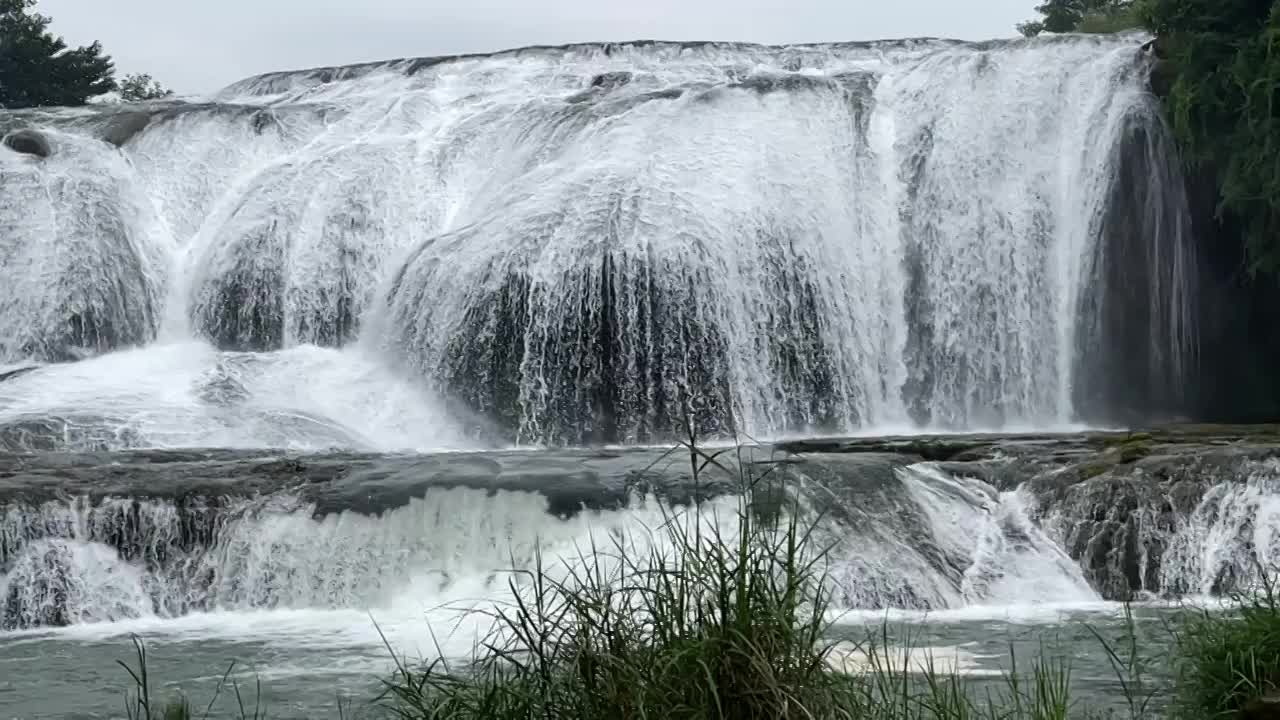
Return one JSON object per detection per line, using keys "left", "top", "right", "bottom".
{"left": 378, "top": 441, "right": 848, "bottom": 720}
{"left": 1170, "top": 574, "right": 1280, "bottom": 719}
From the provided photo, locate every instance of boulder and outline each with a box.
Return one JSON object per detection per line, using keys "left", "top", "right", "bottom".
{"left": 98, "top": 111, "right": 152, "bottom": 148}
{"left": 3, "top": 129, "right": 51, "bottom": 158}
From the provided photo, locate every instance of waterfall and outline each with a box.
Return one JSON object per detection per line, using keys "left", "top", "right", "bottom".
{"left": 0, "top": 456, "right": 1106, "bottom": 630}
{"left": 3, "top": 444, "right": 1279, "bottom": 630}
{"left": 2, "top": 489, "right": 704, "bottom": 629}
{"left": 0, "top": 35, "right": 1195, "bottom": 447}
{"left": 0, "top": 34, "right": 1222, "bottom": 634}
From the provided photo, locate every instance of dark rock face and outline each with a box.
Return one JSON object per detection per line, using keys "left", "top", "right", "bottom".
{"left": 192, "top": 225, "right": 377, "bottom": 353}
{"left": 389, "top": 235, "right": 852, "bottom": 445}
{"left": 1025, "top": 439, "right": 1280, "bottom": 599}
{"left": 1180, "top": 157, "right": 1280, "bottom": 423}
{"left": 3, "top": 129, "right": 51, "bottom": 158}
{"left": 98, "top": 110, "right": 153, "bottom": 148}
{"left": 1141, "top": 49, "right": 1280, "bottom": 425}
{"left": 1072, "top": 96, "right": 1197, "bottom": 426}
{"left": 1030, "top": 466, "right": 1207, "bottom": 599}
{"left": 193, "top": 221, "right": 287, "bottom": 352}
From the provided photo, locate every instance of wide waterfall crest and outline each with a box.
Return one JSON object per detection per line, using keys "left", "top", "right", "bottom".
{"left": 0, "top": 35, "right": 1194, "bottom": 445}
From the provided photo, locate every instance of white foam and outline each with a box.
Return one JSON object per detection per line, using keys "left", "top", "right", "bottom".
{"left": 0, "top": 340, "right": 476, "bottom": 452}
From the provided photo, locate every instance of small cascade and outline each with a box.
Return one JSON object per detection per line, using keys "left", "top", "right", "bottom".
{"left": 3, "top": 459, "right": 1083, "bottom": 629}
{"left": 0, "top": 487, "right": 746, "bottom": 630}
{"left": 816, "top": 463, "right": 1098, "bottom": 610}
{"left": 1036, "top": 457, "right": 1280, "bottom": 599}
{"left": 0, "top": 539, "right": 154, "bottom": 628}
{"left": 3, "top": 442, "right": 1280, "bottom": 630}
{"left": 1157, "top": 462, "right": 1280, "bottom": 596}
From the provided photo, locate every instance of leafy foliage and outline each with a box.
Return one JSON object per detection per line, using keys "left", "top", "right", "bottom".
{"left": 0, "top": 0, "right": 172, "bottom": 109}
{"left": 119, "top": 72, "right": 172, "bottom": 102}
{"left": 1018, "top": 1, "right": 1142, "bottom": 36}
{"left": 1138, "top": 0, "right": 1280, "bottom": 276}
{"left": 0, "top": 0, "right": 116, "bottom": 108}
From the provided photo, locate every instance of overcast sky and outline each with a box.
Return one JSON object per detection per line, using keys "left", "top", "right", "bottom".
{"left": 38, "top": 0, "right": 1033, "bottom": 95}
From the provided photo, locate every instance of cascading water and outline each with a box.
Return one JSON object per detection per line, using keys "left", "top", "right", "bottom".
{"left": 814, "top": 462, "right": 1100, "bottom": 610}
{"left": 1040, "top": 457, "right": 1280, "bottom": 600}
{"left": 0, "top": 34, "right": 1194, "bottom": 447}
{"left": 0, "top": 34, "right": 1247, "bottom": 717}
{"left": 1, "top": 488, "right": 742, "bottom": 630}
{"left": 0, "top": 129, "right": 169, "bottom": 363}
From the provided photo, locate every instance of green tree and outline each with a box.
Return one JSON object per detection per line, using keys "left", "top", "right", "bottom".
{"left": 118, "top": 72, "right": 172, "bottom": 102}
{"left": 1019, "top": 0, "right": 1086, "bottom": 35}
{"left": 1138, "top": 0, "right": 1280, "bottom": 275}
{"left": 1018, "top": 0, "right": 1139, "bottom": 36}
{"left": 0, "top": 0, "right": 116, "bottom": 108}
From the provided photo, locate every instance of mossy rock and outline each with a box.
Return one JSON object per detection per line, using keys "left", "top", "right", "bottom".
{"left": 1094, "top": 432, "right": 1155, "bottom": 465}
{"left": 899, "top": 438, "right": 987, "bottom": 462}
{"left": 1078, "top": 460, "right": 1115, "bottom": 481}
{"left": 1116, "top": 439, "right": 1154, "bottom": 464}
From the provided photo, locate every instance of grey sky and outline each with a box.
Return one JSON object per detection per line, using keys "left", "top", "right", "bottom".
{"left": 39, "top": 0, "right": 1033, "bottom": 95}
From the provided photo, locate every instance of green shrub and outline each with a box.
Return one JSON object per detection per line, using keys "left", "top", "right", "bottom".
{"left": 1077, "top": 8, "right": 1143, "bottom": 33}
{"left": 1170, "top": 576, "right": 1280, "bottom": 719}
